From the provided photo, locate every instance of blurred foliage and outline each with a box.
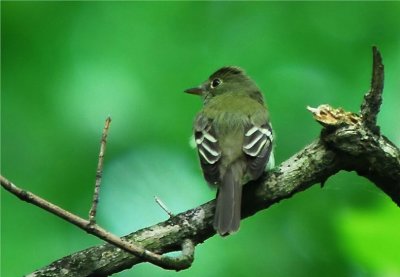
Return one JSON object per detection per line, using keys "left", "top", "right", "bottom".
{"left": 1, "top": 2, "right": 400, "bottom": 277}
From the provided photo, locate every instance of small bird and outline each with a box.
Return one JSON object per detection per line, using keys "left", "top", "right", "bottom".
{"left": 185, "top": 66, "right": 274, "bottom": 236}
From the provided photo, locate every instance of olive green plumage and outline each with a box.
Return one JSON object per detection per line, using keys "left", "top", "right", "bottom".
{"left": 185, "top": 66, "right": 273, "bottom": 236}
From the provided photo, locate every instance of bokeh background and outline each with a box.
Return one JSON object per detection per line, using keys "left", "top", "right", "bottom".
{"left": 2, "top": 2, "right": 400, "bottom": 277}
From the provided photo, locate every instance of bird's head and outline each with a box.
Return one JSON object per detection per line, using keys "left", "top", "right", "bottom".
{"left": 184, "top": 66, "right": 261, "bottom": 103}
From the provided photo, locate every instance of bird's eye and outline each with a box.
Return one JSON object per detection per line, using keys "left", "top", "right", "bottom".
{"left": 210, "top": 78, "right": 222, "bottom": 89}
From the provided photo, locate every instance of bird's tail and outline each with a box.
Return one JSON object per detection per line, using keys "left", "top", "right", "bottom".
{"left": 213, "top": 164, "right": 242, "bottom": 236}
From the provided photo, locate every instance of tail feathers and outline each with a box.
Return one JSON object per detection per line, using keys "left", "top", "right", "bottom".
{"left": 213, "top": 166, "right": 242, "bottom": 236}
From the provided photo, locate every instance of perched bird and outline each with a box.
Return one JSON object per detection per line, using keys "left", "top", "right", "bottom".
{"left": 185, "top": 66, "right": 274, "bottom": 236}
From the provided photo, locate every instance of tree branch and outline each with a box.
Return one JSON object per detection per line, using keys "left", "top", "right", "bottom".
{"left": 1, "top": 118, "right": 195, "bottom": 273}
{"left": 1, "top": 47, "right": 399, "bottom": 277}
{"left": 89, "top": 116, "right": 111, "bottom": 224}
{"left": 361, "top": 46, "right": 384, "bottom": 134}
{"left": 22, "top": 139, "right": 339, "bottom": 277}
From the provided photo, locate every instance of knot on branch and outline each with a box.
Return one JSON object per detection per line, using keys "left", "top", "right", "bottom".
{"left": 309, "top": 47, "right": 384, "bottom": 136}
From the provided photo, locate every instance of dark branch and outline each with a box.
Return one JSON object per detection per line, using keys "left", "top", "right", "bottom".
{"left": 360, "top": 46, "right": 384, "bottom": 134}
{"left": 325, "top": 126, "right": 400, "bottom": 206}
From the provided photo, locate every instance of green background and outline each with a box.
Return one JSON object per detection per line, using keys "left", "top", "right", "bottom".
{"left": 2, "top": 2, "right": 400, "bottom": 277}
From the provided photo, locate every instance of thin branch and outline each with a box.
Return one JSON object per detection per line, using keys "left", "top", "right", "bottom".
{"left": 0, "top": 175, "right": 195, "bottom": 271}
{"left": 0, "top": 116, "right": 195, "bottom": 271}
{"left": 154, "top": 196, "right": 174, "bottom": 218}
{"left": 360, "top": 46, "right": 384, "bottom": 133}
{"left": 89, "top": 116, "right": 112, "bottom": 224}
{"left": 0, "top": 175, "right": 90, "bottom": 228}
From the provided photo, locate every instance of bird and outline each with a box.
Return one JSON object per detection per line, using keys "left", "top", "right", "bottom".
{"left": 185, "top": 66, "right": 274, "bottom": 236}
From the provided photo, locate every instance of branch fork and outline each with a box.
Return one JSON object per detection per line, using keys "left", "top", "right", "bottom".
{"left": 1, "top": 116, "right": 194, "bottom": 273}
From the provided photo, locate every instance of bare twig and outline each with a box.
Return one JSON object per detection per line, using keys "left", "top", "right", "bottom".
{"left": 89, "top": 116, "right": 112, "bottom": 224}
{"left": 0, "top": 117, "right": 195, "bottom": 272}
{"left": 0, "top": 175, "right": 195, "bottom": 271}
{"left": 360, "top": 46, "right": 384, "bottom": 133}
{"left": 154, "top": 196, "right": 174, "bottom": 218}
{"left": 0, "top": 175, "right": 90, "bottom": 229}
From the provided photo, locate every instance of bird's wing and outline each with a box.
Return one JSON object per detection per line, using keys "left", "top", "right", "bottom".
{"left": 243, "top": 121, "right": 273, "bottom": 180}
{"left": 194, "top": 114, "right": 221, "bottom": 185}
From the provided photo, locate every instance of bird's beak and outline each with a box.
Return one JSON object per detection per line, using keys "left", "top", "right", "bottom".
{"left": 184, "top": 86, "right": 204, "bottom": 96}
